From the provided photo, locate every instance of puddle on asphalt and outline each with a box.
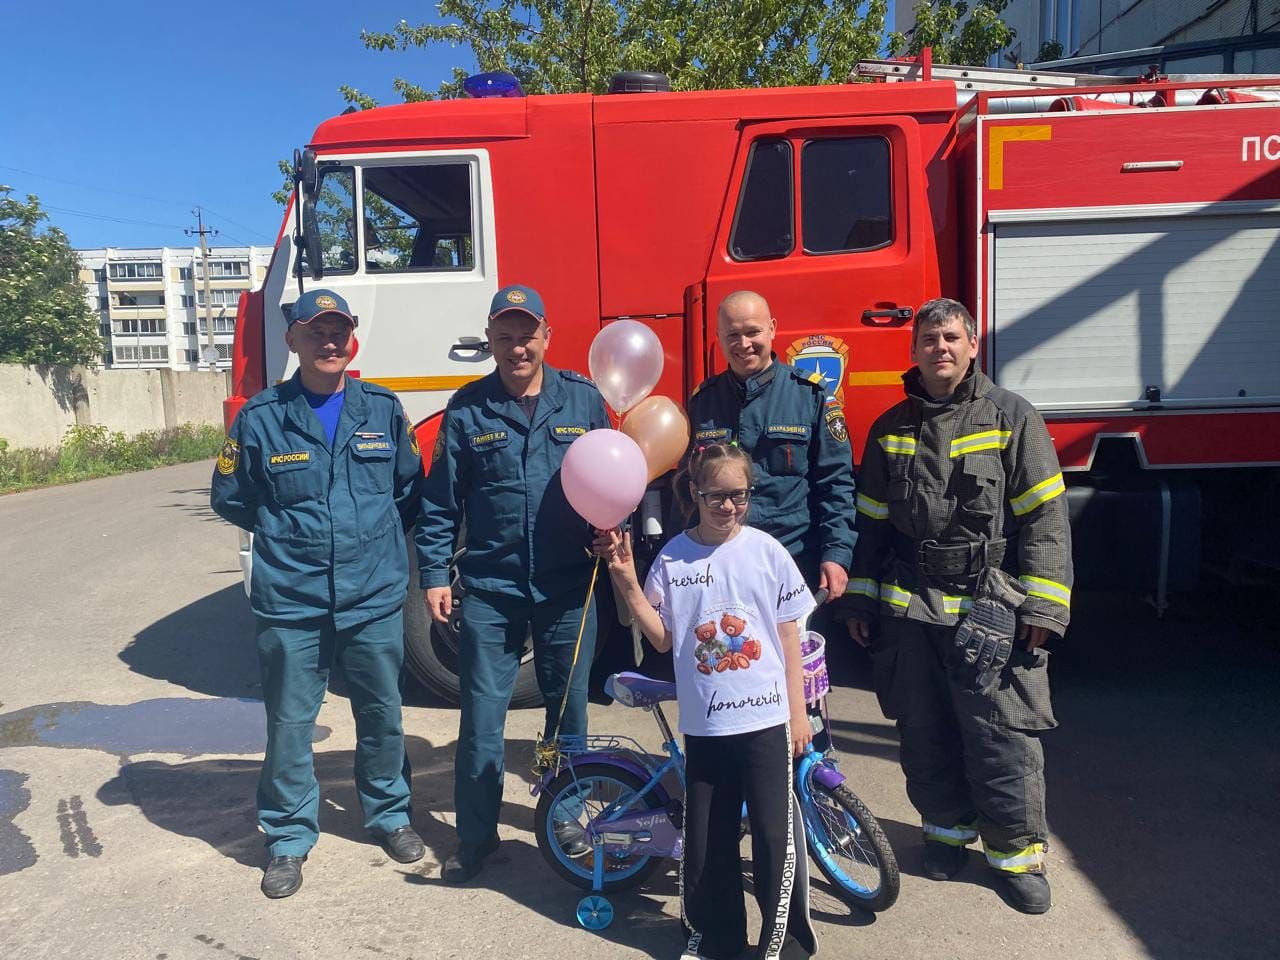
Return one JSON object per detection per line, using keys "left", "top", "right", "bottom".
{"left": 0, "top": 698, "right": 331, "bottom": 757}
{"left": 0, "top": 769, "right": 37, "bottom": 875}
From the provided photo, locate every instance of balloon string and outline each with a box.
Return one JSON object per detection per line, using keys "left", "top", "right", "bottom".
{"left": 534, "top": 555, "right": 601, "bottom": 773}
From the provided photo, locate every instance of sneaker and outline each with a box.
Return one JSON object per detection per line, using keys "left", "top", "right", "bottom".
{"left": 922, "top": 841, "right": 969, "bottom": 880}
{"left": 553, "top": 819, "right": 591, "bottom": 858}
{"left": 261, "top": 855, "right": 306, "bottom": 899}
{"left": 441, "top": 833, "right": 500, "bottom": 884}
{"left": 1001, "top": 872, "right": 1052, "bottom": 914}
{"left": 375, "top": 824, "right": 426, "bottom": 864}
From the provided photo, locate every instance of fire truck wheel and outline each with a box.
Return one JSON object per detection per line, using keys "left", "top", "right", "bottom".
{"left": 402, "top": 531, "right": 545, "bottom": 709}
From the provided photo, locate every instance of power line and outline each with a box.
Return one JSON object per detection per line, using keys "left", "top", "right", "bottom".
{"left": 1, "top": 163, "right": 274, "bottom": 243}
{"left": 0, "top": 163, "right": 191, "bottom": 209}
{"left": 43, "top": 205, "right": 190, "bottom": 231}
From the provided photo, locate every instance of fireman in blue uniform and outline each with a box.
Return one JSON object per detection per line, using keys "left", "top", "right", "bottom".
{"left": 417, "top": 284, "right": 610, "bottom": 884}
{"left": 687, "top": 290, "right": 857, "bottom": 599}
{"left": 211, "top": 289, "right": 426, "bottom": 899}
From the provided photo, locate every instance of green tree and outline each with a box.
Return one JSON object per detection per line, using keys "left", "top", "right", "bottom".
{"left": 0, "top": 188, "right": 101, "bottom": 366}
{"left": 350, "top": 0, "right": 892, "bottom": 103}
{"left": 277, "top": 0, "right": 896, "bottom": 202}
{"left": 889, "top": 1, "right": 1015, "bottom": 67}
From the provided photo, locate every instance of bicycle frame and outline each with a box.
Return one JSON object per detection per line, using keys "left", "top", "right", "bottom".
{"left": 533, "top": 699, "right": 687, "bottom": 871}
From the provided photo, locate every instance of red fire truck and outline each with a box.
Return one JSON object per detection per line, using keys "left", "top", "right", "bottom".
{"left": 226, "top": 55, "right": 1280, "bottom": 705}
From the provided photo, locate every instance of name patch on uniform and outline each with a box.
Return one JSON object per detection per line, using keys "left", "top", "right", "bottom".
{"left": 695, "top": 428, "right": 730, "bottom": 442}
{"left": 469, "top": 430, "right": 508, "bottom": 450}
{"left": 766, "top": 424, "right": 808, "bottom": 438}
{"left": 216, "top": 437, "right": 239, "bottom": 476}
{"left": 269, "top": 451, "right": 311, "bottom": 466}
{"left": 354, "top": 440, "right": 392, "bottom": 453}
{"left": 552, "top": 425, "right": 588, "bottom": 438}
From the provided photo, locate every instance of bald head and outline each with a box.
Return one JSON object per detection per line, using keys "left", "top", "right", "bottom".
{"left": 716, "top": 289, "right": 777, "bottom": 380}
{"left": 717, "top": 290, "right": 772, "bottom": 325}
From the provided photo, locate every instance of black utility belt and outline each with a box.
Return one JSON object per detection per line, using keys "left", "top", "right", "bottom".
{"left": 892, "top": 532, "right": 1006, "bottom": 577}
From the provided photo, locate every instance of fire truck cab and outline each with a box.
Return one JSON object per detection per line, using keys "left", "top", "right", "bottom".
{"left": 228, "top": 59, "right": 1280, "bottom": 704}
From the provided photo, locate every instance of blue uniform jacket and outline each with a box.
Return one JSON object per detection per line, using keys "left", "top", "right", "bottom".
{"left": 687, "top": 361, "right": 857, "bottom": 573}
{"left": 416, "top": 364, "right": 610, "bottom": 602}
{"left": 210, "top": 372, "right": 424, "bottom": 629}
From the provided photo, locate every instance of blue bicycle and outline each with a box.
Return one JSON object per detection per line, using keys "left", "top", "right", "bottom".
{"left": 532, "top": 668, "right": 900, "bottom": 929}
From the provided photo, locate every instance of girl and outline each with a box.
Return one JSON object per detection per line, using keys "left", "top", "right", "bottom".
{"left": 597, "top": 442, "right": 818, "bottom": 960}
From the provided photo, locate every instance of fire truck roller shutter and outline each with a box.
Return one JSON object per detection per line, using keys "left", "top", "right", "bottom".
{"left": 989, "top": 211, "right": 1280, "bottom": 410}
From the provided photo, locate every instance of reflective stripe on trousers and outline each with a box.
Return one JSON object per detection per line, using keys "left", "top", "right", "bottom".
{"left": 984, "top": 840, "right": 1047, "bottom": 874}
{"left": 923, "top": 820, "right": 978, "bottom": 847}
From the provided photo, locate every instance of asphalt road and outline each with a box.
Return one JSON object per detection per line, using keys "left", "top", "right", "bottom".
{"left": 1, "top": 460, "right": 1277, "bottom": 960}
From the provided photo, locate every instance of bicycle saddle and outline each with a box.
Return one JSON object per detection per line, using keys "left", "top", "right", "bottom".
{"left": 605, "top": 672, "right": 678, "bottom": 707}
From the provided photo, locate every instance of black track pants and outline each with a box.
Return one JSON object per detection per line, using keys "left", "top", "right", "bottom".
{"left": 682, "top": 724, "right": 817, "bottom": 960}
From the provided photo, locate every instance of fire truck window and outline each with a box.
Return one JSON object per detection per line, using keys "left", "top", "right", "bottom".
{"left": 801, "top": 138, "right": 892, "bottom": 254}
{"left": 361, "top": 164, "right": 475, "bottom": 272}
{"left": 730, "top": 139, "right": 794, "bottom": 261}
{"left": 299, "top": 167, "right": 356, "bottom": 275}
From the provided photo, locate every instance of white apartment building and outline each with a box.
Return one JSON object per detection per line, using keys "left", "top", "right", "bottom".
{"left": 896, "top": 0, "right": 1280, "bottom": 75}
{"left": 78, "top": 246, "right": 272, "bottom": 370}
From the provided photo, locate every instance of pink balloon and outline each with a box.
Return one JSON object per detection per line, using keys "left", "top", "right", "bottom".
{"left": 589, "top": 320, "right": 664, "bottom": 414}
{"left": 561, "top": 429, "right": 648, "bottom": 529}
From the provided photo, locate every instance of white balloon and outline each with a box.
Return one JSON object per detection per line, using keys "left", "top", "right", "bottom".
{"left": 588, "top": 320, "right": 664, "bottom": 414}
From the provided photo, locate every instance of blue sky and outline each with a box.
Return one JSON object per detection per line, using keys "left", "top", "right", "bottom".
{"left": 1, "top": 2, "right": 898, "bottom": 251}
{"left": 0, "top": 2, "right": 472, "bottom": 249}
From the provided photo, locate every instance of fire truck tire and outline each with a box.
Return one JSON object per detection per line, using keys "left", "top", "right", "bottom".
{"left": 402, "top": 532, "right": 545, "bottom": 709}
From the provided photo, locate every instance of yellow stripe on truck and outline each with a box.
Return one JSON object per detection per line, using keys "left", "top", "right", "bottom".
{"left": 364, "top": 375, "right": 483, "bottom": 393}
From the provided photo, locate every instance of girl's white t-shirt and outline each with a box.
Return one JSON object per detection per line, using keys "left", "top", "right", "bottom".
{"left": 643, "top": 526, "right": 815, "bottom": 737}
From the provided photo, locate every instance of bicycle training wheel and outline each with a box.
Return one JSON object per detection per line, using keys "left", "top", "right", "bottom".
{"left": 801, "top": 774, "right": 900, "bottom": 912}
{"left": 534, "top": 762, "right": 666, "bottom": 893}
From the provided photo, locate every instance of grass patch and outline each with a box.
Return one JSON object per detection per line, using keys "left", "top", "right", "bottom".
{"left": 0, "top": 423, "right": 225, "bottom": 493}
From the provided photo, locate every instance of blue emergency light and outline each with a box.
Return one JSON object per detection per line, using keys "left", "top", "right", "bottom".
{"left": 463, "top": 71, "right": 525, "bottom": 98}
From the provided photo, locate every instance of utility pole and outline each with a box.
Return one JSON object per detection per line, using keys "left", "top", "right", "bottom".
{"left": 185, "top": 208, "right": 219, "bottom": 370}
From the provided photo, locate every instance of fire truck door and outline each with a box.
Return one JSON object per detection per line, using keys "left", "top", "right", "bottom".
{"left": 267, "top": 151, "right": 499, "bottom": 425}
{"left": 703, "top": 117, "right": 935, "bottom": 460}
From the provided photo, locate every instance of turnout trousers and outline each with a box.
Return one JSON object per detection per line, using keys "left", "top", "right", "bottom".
{"left": 870, "top": 617, "right": 1056, "bottom": 874}
{"left": 255, "top": 608, "right": 413, "bottom": 856}
{"left": 454, "top": 586, "right": 596, "bottom": 852}
{"left": 682, "top": 725, "right": 817, "bottom": 960}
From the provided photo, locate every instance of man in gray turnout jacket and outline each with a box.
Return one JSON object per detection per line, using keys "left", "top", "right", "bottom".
{"left": 844, "top": 298, "right": 1072, "bottom": 915}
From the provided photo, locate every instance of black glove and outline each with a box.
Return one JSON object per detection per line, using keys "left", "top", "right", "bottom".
{"left": 953, "top": 595, "right": 1016, "bottom": 693}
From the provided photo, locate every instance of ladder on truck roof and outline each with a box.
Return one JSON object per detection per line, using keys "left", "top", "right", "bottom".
{"left": 854, "top": 56, "right": 1280, "bottom": 94}
{"left": 853, "top": 58, "right": 1113, "bottom": 91}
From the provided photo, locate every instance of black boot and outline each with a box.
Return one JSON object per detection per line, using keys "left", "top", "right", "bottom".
{"left": 261, "top": 855, "right": 306, "bottom": 899}
{"left": 922, "top": 841, "right": 969, "bottom": 880}
{"left": 376, "top": 825, "right": 426, "bottom": 864}
{"left": 441, "top": 834, "right": 500, "bottom": 884}
{"left": 1001, "top": 872, "right": 1052, "bottom": 914}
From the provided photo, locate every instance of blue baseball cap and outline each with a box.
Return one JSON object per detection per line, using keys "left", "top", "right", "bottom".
{"left": 488, "top": 284, "right": 546, "bottom": 323}
{"left": 290, "top": 289, "right": 356, "bottom": 327}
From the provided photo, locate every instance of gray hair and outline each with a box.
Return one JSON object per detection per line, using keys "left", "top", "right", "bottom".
{"left": 913, "top": 297, "right": 976, "bottom": 342}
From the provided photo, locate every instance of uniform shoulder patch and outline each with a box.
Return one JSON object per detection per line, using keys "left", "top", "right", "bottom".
{"left": 407, "top": 419, "right": 421, "bottom": 457}
{"left": 216, "top": 437, "right": 239, "bottom": 476}
{"left": 560, "top": 369, "right": 595, "bottom": 386}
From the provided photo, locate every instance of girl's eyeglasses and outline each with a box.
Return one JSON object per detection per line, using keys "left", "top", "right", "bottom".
{"left": 696, "top": 488, "right": 754, "bottom": 508}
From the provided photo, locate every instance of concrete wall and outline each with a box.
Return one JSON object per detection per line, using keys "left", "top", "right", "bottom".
{"left": 0, "top": 364, "right": 230, "bottom": 449}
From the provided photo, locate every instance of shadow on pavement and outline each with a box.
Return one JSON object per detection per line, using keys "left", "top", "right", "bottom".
{"left": 1043, "top": 591, "right": 1280, "bottom": 959}
{"left": 162, "top": 487, "right": 225, "bottom": 524}
{"left": 97, "top": 734, "right": 545, "bottom": 871}
{"left": 122, "top": 583, "right": 261, "bottom": 700}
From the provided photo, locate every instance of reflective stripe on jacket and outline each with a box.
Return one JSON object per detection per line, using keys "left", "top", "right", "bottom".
{"left": 847, "top": 367, "right": 1073, "bottom": 635}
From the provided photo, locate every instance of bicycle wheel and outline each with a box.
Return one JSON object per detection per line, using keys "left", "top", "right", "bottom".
{"left": 534, "top": 762, "right": 667, "bottom": 893}
{"left": 801, "top": 775, "right": 900, "bottom": 912}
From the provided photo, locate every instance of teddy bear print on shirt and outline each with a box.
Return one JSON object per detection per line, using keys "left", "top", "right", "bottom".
{"left": 691, "top": 610, "right": 762, "bottom": 674}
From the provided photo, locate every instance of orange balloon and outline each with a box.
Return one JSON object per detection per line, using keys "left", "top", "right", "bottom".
{"left": 620, "top": 396, "right": 691, "bottom": 483}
